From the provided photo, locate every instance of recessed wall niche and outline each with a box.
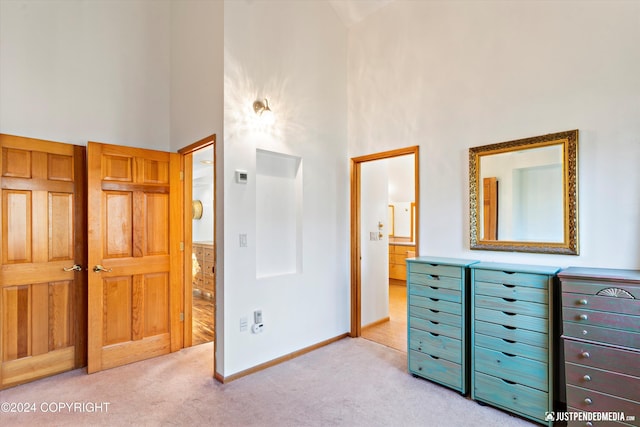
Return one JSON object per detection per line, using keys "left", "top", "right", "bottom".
{"left": 256, "top": 149, "right": 302, "bottom": 278}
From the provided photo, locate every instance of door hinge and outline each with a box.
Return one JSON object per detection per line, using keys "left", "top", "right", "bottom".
{"left": 180, "top": 242, "right": 184, "bottom": 251}
{"left": 180, "top": 312, "right": 184, "bottom": 322}
{"left": 180, "top": 171, "right": 184, "bottom": 180}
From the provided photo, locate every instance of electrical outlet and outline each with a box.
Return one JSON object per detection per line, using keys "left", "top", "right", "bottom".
{"left": 254, "top": 310, "right": 262, "bottom": 324}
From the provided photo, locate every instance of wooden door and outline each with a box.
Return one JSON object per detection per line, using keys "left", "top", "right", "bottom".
{"left": 0, "top": 134, "right": 86, "bottom": 389}
{"left": 87, "top": 142, "right": 181, "bottom": 373}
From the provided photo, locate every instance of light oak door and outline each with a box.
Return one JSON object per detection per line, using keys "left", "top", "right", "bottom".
{"left": 87, "top": 142, "right": 182, "bottom": 373}
{"left": 0, "top": 134, "right": 86, "bottom": 389}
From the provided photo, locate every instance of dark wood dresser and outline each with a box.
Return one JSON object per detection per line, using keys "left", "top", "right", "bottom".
{"left": 558, "top": 267, "right": 640, "bottom": 427}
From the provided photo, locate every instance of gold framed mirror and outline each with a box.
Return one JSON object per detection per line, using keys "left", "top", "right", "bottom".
{"left": 469, "top": 130, "right": 578, "bottom": 254}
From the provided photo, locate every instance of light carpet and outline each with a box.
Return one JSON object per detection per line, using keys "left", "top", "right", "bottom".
{"left": 0, "top": 338, "right": 535, "bottom": 426}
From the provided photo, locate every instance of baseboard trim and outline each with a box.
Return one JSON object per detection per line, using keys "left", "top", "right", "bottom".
{"left": 214, "top": 332, "right": 349, "bottom": 384}
{"left": 361, "top": 316, "right": 390, "bottom": 330}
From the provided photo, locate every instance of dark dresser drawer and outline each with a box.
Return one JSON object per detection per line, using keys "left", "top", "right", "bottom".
{"left": 566, "top": 385, "right": 640, "bottom": 426}
{"left": 562, "top": 291, "right": 640, "bottom": 316}
{"left": 564, "top": 339, "right": 640, "bottom": 378}
{"left": 563, "top": 321, "right": 640, "bottom": 349}
{"left": 563, "top": 307, "right": 640, "bottom": 334}
{"left": 565, "top": 362, "right": 640, "bottom": 399}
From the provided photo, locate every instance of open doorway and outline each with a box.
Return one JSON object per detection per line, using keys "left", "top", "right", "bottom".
{"left": 180, "top": 136, "right": 216, "bottom": 348}
{"left": 350, "top": 147, "right": 419, "bottom": 353}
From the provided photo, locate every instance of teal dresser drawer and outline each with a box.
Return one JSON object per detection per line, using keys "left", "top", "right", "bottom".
{"left": 474, "top": 346, "right": 548, "bottom": 391}
{"left": 471, "top": 262, "right": 559, "bottom": 426}
{"left": 474, "top": 372, "right": 549, "bottom": 422}
{"left": 409, "top": 294, "right": 461, "bottom": 315}
{"left": 409, "top": 317, "right": 462, "bottom": 340}
{"left": 410, "top": 328, "right": 461, "bottom": 363}
{"left": 475, "top": 333, "right": 547, "bottom": 362}
{"left": 475, "top": 294, "right": 548, "bottom": 318}
{"left": 407, "top": 257, "right": 478, "bottom": 394}
{"left": 475, "top": 320, "right": 548, "bottom": 348}
{"left": 410, "top": 283, "right": 461, "bottom": 303}
{"left": 473, "top": 269, "right": 550, "bottom": 289}
{"left": 409, "top": 350, "right": 462, "bottom": 390}
{"left": 409, "top": 273, "right": 461, "bottom": 290}
{"left": 409, "top": 262, "right": 463, "bottom": 279}
{"left": 409, "top": 305, "right": 461, "bottom": 327}
{"left": 475, "top": 280, "right": 548, "bottom": 304}
{"left": 475, "top": 307, "right": 548, "bottom": 333}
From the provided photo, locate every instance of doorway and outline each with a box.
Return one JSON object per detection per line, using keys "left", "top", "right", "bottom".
{"left": 350, "top": 147, "right": 419, "bottom": 353}
{"left": 179, "top": 136, "right": 216, "bottom": 349}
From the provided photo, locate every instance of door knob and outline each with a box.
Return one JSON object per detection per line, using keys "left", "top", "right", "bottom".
{"left": 93, "top": 264, "right": 113, "bottom": 273}
{"left": 63, "top": 264, "right": 83, "bottom": 272}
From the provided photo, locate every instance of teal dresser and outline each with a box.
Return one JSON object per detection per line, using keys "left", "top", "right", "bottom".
{"left": 407, "top": 256, "right": 479, "bottom": 394}
{"left": 558, "top": 267, "right": 640, "bottom": 427}
{"left": 470, "top": 262, "right": 560, "bottom": 426}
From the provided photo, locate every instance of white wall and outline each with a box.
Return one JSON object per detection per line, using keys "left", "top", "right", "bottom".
{"left": 348, "top": 0, "right": 640, "bottom": 269}
{"left": 223, "top": 0, "right": 348, "bottom": 376}
{"left": 0, "top": 0, "right": 171, "bottom": 150}
{"left": 169, "top": 0, "right": 224, "bottom": 151}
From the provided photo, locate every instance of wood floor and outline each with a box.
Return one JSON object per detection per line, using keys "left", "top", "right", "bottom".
{"left": 192, "top": 295, "right": 214, "bottom": 346}
{"left": 361, "top": 282, "right": 407, "bottom": 352}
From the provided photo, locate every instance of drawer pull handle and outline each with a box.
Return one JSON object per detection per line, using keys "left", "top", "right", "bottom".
{"left": 503, "top": 339, "right": 516, "bottom": 344}
{"left": 429, "top": 309, "right": 440, "bottom": 313}
{"left": 428, "top": 355, "right": 440, "bottom": 360}
{"left": 429, "top": 298, "right": 440, "bottom": 302}
{"left": 584, "top": 398, "right": 593, "bottom": 405}
{"left": 502, "top": 325, "right": 516, "bottom": 330}
{"left": 502, "top": 284, "right": 516, "bottom": 288}
{"left": 429, "top": 275, "right": 440, "bottom": 280}
{"left": 583, "top": 375, "right": 591, "bottom": 382}
{"left": 502, "top": 311, "right": 517, "bottom": 316}
{"left": 430, "top": 321, "right": 439, "bottom": 325}
{"left": 417, "top": 347, "right": 422, "bottom": 352}
{"left": 502, "top": 298, "right": 516, "bottom": 303}
{"left": 581, "top": 352, "right": 590, "bottom": 359}
{"left": 578, "top": 299, "right": 588, "bottom": 305}
{"left": 578, "top": 314, "right": 588, "bottom": 321}
{"left": 502, "top": 352, "right": 516, "bottom": 357}
{"left": 429, "top": 332, "right": 440, "bottom": 337}
{"left": 503, "top": 271, "right": 516, "bottom": 275}
{"left": 429, "top": 286, "right": 439, "bottom": 290}
{"left": 429, "top": 264, "right": 439, "bottom": 267}
{"left": 500, "top": 378, "right": 517, "bottom": 385}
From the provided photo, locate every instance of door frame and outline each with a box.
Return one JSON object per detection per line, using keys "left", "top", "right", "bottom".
{"left": 178, "top": 134, "right": 216, "bottom": 353}
{"left": 350, "top": 146, "right": 419, "bottom": 337}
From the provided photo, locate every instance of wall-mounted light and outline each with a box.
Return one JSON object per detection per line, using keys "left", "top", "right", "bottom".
{"left": 253, "top": 98, "right": 275, "bottom": 124}
{"left": 253, "top": 98, "right": 272, "bottom": 115}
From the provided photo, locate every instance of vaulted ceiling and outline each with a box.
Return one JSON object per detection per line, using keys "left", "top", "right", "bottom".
{"left": 328, "top": 0, "right": 394, "bottom": 27}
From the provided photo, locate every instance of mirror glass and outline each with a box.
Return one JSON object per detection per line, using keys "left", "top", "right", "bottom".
{"left": 469, "top": 130, "right": 578, "bottom": 254}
